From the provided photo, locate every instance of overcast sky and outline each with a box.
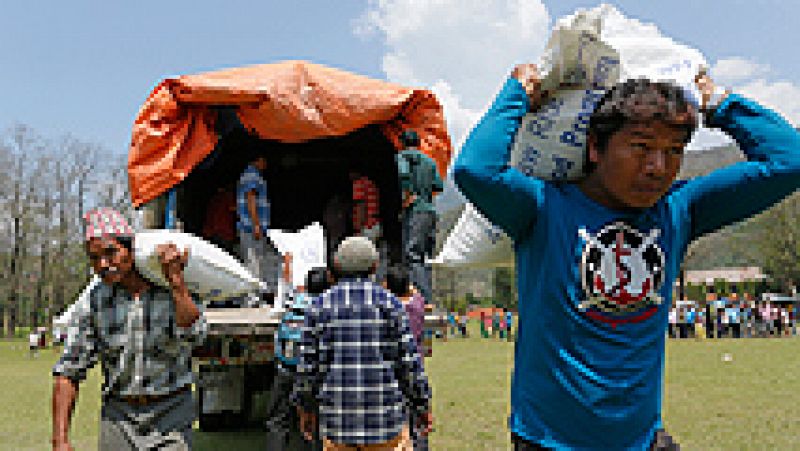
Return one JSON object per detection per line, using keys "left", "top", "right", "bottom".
{"left": 2, "top": 0, "right": 798, "bottom": 156}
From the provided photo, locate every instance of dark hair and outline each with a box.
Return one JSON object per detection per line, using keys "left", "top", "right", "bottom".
{"left": 328, "top": 259, "right": 371, "bottom": 280}
{"left": 305, "top": 266, "right": 331, "bottom": 295}
{"left": 400, "top": 129, "right": 420, "bottom": 148}
{"left": 385, "top": 264, "right": 411, "bottom": 297}
{"left": 115, "top": 236, "right": 133, "bottom": 252}
{"left": 335, "top": 268, "right": 373, "bottom": 279}
{"left": 586, "top": 78, "right": 698, "bottom": 173}
{"left": 249, "top": 152, "right": 267, "bottom": 166}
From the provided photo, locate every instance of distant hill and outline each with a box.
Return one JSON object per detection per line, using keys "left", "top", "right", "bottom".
{"left": 678, "top": 143, "right": 745, "bottom": 179}
{"left": 675, "top": 143, "right": 767, "bottom": 270}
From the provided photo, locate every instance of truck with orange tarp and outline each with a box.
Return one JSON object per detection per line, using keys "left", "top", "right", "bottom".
{"left": 128, "top": 61, "right": 452, "bottom": 430}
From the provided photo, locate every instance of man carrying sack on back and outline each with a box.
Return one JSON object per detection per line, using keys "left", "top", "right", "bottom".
{"left": 52, "top": 208, "right": 207, "bottom": 451}
{"left": 454, "top": 62, "right": 800, "bottom": 450}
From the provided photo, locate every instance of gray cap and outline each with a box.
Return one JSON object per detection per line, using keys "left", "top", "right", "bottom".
{"left": 334, "top": 236, "right": 378, "bottom": 274}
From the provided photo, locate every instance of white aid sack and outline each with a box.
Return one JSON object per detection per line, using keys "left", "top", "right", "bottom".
{"left": 267, "top": 222, "right": 327, "bottom": 288}
{"left": 515, "top": 3, "right": 706, "bottom": 181}
{"left": 435, "top": 4, "right": 706, "bottom": 268}
{"left": 433, "top": 204, "right": 514, "bottom": 268}
{"left": 134, "top": 230, "right": 266, "bottom": 302}
{"left": 53, "top": 275, "right": 101, "bottom": 337}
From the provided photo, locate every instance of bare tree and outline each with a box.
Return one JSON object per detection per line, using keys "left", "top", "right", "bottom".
{"left": 2, "top": 124, "right": 53, "bottom": 337}
{"left": 5, "top": 124, "right": 37, "bottom": 337}
{"left": 49, "top": 136, "right": 100, "bottom": 320}
{"left": 0, "top": 140, "right": 14, "bottom": 336}
{"left": 0, "top": 125, "right": 121, "bottom": 336}
{"left": 30, "top": 156, "right": 55, "bottom": 329}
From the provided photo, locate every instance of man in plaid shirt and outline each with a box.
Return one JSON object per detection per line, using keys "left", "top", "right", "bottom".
{"left": 293, "top": 236, "right": 433, "bottom": 450}
{"left": 51, "top": 208, "right": 206, "bottom": 451}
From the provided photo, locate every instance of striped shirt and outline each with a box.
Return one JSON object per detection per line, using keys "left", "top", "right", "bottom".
{"left": 237, "top": 164, "right": 270, "bottom": 233}
{"left": 52, "top": 282, "right": 207, "bottom": 397}
{"left": 293, "top": 278, "right": 430, "bottom": 445}
{"left": 352, "top": 176, "right": 380, "bottom": 232}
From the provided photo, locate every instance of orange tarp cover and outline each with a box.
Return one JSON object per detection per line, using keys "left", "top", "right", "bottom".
{"left": 128, "top": 60, "right": 453, "bottom": 207}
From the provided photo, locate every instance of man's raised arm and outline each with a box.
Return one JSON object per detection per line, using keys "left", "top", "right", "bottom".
{"left": 51, "top": 294, "right": 98, "bottom": 451}
{"left": 672, "top": 85, "right": 800, "bottom": 242}
{"left": 452, "top": 64, "right": 546, "bottom": 240}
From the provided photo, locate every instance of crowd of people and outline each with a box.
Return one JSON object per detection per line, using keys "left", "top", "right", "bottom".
{"left": 669, "top": 299, "right": 797, "bottom": 339}
{"left": 48, "top": 62, "right": 800, "bottom": 451}
{"left": 51, "top": 126, "right": 445, "bottom": 451}
{"left": 203, "top": 129, "right": 444, "bottom": 311}
{"left": 444, "top": 309, "right": 516, "bottom": 340}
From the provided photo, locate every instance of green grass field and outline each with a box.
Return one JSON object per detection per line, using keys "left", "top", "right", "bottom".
{"left": 3, "top": 325, "right": 799, "bottom": 450}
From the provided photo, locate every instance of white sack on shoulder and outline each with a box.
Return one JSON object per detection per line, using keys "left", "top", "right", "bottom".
{"left": 53, "top": 275, "right": 101, "bottom": 336}
{"left": 514, "top": 3, "right": 706, "bottom": 182}
{"left": 436, "top": 4, "right": 707, "bottom": 268}
{"left": 134, "top": 230, "right": 266, "bottom": 302}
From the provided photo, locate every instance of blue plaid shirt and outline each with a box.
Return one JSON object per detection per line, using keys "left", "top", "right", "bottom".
{"left": 237, "top": 164, "right": 270, "bottom": 233}
{"left": 292, "top": 278, "right": 431, "bottom": 445}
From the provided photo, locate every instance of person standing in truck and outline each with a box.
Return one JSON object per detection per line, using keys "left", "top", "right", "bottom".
{"left": 453, "top": 62, "right": 800, "bottom": 449}
{"left": 350, "top": 170, "right": 381, "bottom": 242}
{"left": 51, "top": 208, "right": 206, "bottom": 451}
{"left": 349, "top": 170, "right": 387, "bottom": 283}
{"left": 202, "top": 183, "right": 237, "bottom": 255}
{"left": 396, "top": 130, "right": 444, "bottom": 305}
{"left": 238, "top": 155, "right": 281, "bottom": 300}
{"left": 322, "top": 191, "right": 349, "bottom": 264}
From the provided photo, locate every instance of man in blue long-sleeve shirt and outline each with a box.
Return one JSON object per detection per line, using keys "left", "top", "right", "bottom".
{"left": 453, "top": 63, "right": 800, "bottom": 450}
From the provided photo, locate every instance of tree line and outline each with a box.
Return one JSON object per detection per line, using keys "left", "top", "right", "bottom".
{"left": 0, "top": 124, "right": 131, "bottom": 338}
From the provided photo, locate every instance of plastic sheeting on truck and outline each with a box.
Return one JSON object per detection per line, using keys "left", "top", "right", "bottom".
{"left": 129, "top": 60, "right": 453, "bottom": 207}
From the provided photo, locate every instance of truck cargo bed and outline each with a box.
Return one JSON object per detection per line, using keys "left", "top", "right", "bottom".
{"left": 203, "top": 307, "right": 283, "bottom": 336}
